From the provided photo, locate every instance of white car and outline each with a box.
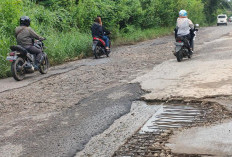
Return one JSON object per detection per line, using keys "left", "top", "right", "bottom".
{"left": 217, "top": 14, "right": 228, "bottom": 26}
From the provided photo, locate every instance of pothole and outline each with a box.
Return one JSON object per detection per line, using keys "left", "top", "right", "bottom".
{"left": 113, "top": 101, "right": 231, "bottom": 157}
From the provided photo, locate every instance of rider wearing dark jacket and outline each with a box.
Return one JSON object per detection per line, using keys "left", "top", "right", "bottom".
{"left": 91, "top": 20, "right": 103, "bottom": 38}
{"left": 91, "top": 17, "right": 110, "bottom": 50}
{"left": 15, "top": 16, "right": 45, "bottom": 68}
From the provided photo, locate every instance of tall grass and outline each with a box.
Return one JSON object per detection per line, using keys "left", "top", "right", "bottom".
{"left": 0, "top": 36, "right": 14, "bottom": 78}
{"left": 45, "top": 30, "right": 92, "bottom": 64}
{"left": 114, "top": 27, "right": 173, "bottom": 45}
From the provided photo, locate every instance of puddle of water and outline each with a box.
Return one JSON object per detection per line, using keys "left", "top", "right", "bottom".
{"left": 140, "top": 104, "right": 203, "bottom": 134}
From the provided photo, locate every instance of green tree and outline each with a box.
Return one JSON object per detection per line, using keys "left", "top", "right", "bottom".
{"left": 0, "top": 0, "right": 22, "bottom": 35}
{"left": 202, "top": 0, "right": 223, "bottom": 23}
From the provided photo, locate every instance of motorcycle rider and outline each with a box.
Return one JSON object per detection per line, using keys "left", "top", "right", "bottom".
{"left": 91, "top": 17, "right": 110, "bottom": 51}
{"left": 98, "top": 16, "right": 111, "bottom": 49}
{"left": 175, "top": 10, "right": 194, "bottom": 53}
{"left": 15, "top": 16, "right": 45, "bottom": 69}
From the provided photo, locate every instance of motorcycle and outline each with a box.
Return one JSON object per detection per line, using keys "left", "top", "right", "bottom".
{"left": 174, "top": 24, "right": 199, "bottom": 62}
{"left": 92, "top": 34, "right": 111, "bottom": 59}
{"left": 6, "top": 39, "right": 49, "bottom": 81}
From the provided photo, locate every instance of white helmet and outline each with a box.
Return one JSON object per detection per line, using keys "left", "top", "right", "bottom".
{"left": 179, "top": 10, "right": 187, "bottom": 17}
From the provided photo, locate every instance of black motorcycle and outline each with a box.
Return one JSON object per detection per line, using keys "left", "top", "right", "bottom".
{"left": 174, "top": 24, "right": 199, "bottom": 62}
{"left": 6, "top": 40, "right": 49, "bottom": 81}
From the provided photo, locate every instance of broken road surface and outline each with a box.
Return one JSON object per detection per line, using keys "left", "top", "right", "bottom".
{"left": 1, "top": 24, "right": 232, "bottom": 157}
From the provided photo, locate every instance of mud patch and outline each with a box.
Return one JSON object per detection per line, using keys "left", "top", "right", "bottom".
{"left": 113, "top": 101, "right": 231, "bottom": 157}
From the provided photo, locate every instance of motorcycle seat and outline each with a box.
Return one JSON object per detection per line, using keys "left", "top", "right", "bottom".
{"left": 93, "top": 37, "right": 106, "bottom": 46}
{"left": 10, "top": 45, "right": 28, "bottom": 55}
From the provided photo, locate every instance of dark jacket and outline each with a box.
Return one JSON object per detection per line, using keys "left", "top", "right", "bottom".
{"left": 15, "top": 26, "right": 44, "bottom": 47}
{"left": 91, "top": 22, "right": 103, "bottom": 38}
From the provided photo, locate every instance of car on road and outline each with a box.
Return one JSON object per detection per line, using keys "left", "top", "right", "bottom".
{"left": 217, "top": 14, "right": 228, "bottom": 26}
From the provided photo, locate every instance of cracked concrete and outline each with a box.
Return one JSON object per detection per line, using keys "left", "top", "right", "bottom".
{"left": 167, "top": 120, "right": 232, "bottom": 156}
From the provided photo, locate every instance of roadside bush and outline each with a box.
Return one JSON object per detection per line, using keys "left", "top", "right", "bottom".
{"left": 46, "top": 30, "right": 91, "bottom": 64}
{"left": 0, "top": 0, "right": 22, "bottom": 35}
{"left": 0, "top": 36, "right": 12, "bottom": 78}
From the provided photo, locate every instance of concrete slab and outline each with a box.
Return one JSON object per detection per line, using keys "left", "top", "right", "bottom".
{"left": 167, "top": 120, "right": 232, "bottom": 156}
{"left": 132, "top": 58, "right": 232, "bottom": 100}
{"left": 132, "top": 31, "right": 232, "bottom": 101}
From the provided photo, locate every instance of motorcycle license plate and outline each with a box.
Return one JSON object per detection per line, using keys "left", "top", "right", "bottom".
{"left": 175, "top": 42, "right": 184, "bottom": 46}
{"left": 92, "top": 41, "right": 98, "bottom": 51}
{"left": 6, "top": 56, "right": 17, "bottom": 61}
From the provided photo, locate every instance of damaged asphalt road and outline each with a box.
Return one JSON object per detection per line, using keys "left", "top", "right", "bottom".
{"left": 1, "top": 24, "right": 232, "bottom": 157}
{"left": 0, "top": 84, "right": 143, "bottom": 157}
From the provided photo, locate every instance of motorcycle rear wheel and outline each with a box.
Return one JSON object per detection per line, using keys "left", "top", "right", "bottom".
{"left": 94, "top": 46, "right": 100, "bottom": 59}
{"left": 11, "top": 57, "right": 25, "bottom": 81}
{"left": 39, "top": 54, "right": 49, "bottom": 74}
{"left": 176, "top": 51, "right": 183, "bottom": 62}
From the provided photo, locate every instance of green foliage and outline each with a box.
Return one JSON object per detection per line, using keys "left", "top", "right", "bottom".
{"left": 0, "top": 0, "right": 22, "bottom": 35}
{"left": 202, "top": 0, "right": 224, "bottom": 24}
{"left": 46, "top": 30, "right": 91, "bottom": 64}
{"left": 0, "top": 0, "right": 23, "bottom": 78}
{"left": 0, "top": 35, "right": 12, "bottom": 78}
{"left": 35, "top": 0, "right": 76, "bottom": 9}
{"left": 116, "top": 27, "right": 173, "bottom": 45}
{"left": 75, "top": 0, "right": 101, "bottom": 31}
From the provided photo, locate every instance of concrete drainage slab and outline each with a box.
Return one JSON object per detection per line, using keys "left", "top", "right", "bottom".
{"left": 140, "top": 104, "right": 203, "bottom": 134}
{"left": 113, "top": 101, "right": 231, "bottom": 157}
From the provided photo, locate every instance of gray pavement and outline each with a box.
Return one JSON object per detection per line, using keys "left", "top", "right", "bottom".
{"left": 0, "top": 84, "right": 144, "bottom": 157}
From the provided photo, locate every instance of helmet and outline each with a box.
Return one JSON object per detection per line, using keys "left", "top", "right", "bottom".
{"left": 179, "top": 10, "right": 187, "bottom": 17}
{"left": 20, "top": 16, "right": 30, "bottom": 26}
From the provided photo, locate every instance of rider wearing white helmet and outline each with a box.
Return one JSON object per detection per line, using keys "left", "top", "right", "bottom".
{"left": 176, "top": 10, "right": 194, "bottom": 52}
{"left": 177, "top": 10, "right": 194, "bottom": 36}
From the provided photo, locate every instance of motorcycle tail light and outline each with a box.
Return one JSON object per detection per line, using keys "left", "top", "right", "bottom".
{"left": 178, "top": 41, "right": 182, "bottom": 43}
{"left": 9, "top": 60, "right": 13, "bottom": 62}
{"left": 9, "top": 52, "right": 15, "bottom": 56}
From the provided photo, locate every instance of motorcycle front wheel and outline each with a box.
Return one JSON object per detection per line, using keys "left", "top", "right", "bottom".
{"left": 105, "top": 49, "right": 109, "bottom": 57}
{"left": 11, "top": 57, "right": 25, "bottom": 81}
{"left": 39, "top": 54, "right": 49, "bottom": 74}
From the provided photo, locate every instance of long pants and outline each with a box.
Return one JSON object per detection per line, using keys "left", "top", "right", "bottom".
{"left": 102, "top": 36, "right": 110, "bottom": 47}
{"left": 25, "top": 46, "right": 43, "bottom": 63}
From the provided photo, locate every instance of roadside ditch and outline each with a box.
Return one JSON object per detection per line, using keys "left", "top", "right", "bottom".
{"left": 113, "top": 99, "right": 232, "bottom": 157}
